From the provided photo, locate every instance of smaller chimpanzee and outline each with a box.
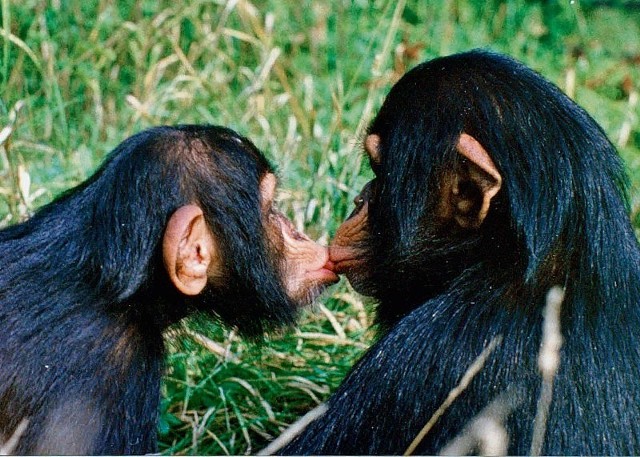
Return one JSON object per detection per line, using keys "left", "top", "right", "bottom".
{"left": 278, "top": 50, "right": 640, "bottom": 455}
{"left": 0, "top": 125, "right": 337, "bottom": 455}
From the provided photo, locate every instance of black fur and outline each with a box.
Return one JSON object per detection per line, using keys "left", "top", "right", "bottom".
{"left": 280, "top": 50, "right": 640, "bottom": 454}
{"left": 0, "top": 125, "right": 297, "bottom": 454}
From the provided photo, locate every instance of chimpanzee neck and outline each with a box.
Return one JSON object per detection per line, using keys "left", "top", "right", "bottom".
{"left": 373, "top": 222, "right": 517, "bottom": 327}
{"left": 375, "top": 202, "right": 640, "bottom": 331}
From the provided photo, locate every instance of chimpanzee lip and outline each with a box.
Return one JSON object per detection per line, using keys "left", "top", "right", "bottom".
{"left": 329, "top": 246, "right": 364, "bottom": 275}
{"left": 311, "top": 267, "right": 340, "bottom": 284}
{"left": 295, "top": 268, "right": 340, "bottom": 307}
{"left": 332, "top": 258, "right": 364, "bottom": 275}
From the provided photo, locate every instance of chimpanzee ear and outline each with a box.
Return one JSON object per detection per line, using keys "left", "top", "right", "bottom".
{"left": 364, "top": 134, "right": 382, "bottom": 165}
{"left": 163, "top": 205, "right": 218, "bottom": 295}
{"left": 449, "top": 133, "right": 502, "bottom": 229}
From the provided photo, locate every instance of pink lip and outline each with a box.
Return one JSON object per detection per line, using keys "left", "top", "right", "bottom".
{"left": 309, "top": 258, "right": 339, "bottom": 284}
{"left": 317, "top": 267, "right": 340, "bottom": 284}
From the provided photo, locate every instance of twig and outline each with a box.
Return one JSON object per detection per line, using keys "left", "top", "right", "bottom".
{"left": 257, "top": 403, "right": 328, "bottom": 455}
{"left": 0, "top": 419, "right": 29, "bottom": 455}
{"left": 186, "top": 329, "right": 238, "bottom": 362}
{"left": 295, "top": 331, "right": 368, "bottom": 349}
{"left": 439, "top": 387, "right": 523, "bottom": 456}
{"left": 318, "top": 303, "right": 346, "bottom": 339}
{"left": 404, "top": 335, "right": 503, "bottom": 455}
{"left": 529, "top": 286, "right": 565, "bottom": 456}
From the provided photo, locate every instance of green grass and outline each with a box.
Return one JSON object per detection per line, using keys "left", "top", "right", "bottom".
{"left": 1, "top": 0, "right": 639, "bottom": 454}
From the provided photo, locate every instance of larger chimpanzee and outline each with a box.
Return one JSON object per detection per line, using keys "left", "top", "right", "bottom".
{"left": 0, "top": 125, "right": 337, "bottom": 455}
{"left": 279, "top": 50, "right": 640, "bottom": 454}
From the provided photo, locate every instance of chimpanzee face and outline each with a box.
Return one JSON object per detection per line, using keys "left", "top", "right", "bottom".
{"left": 327, "top": 134, "right": 382, "bottom": 295}
{"left": 259, "top": 173, "right": 339, "bottom": 305}
{"left": 329, "top": 132, "right": 501, "bottom": 297}
{"left": 162, "top": 172, "right": 338, "bottom": 309}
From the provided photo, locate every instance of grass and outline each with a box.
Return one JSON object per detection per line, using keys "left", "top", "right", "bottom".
{"left": 1, "top": 0, "right": 639, "bottom": 454}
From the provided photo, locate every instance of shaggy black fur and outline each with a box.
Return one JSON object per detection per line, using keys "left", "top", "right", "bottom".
{"left": 280, "top": 50, "right": 640, "bottom": 454}
{"left": 0, "top": 125, "right": 297, "bottom": 454}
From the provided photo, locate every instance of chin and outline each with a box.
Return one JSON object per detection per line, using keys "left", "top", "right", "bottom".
{"left": 293, "top": 285, "right": 328, "bottom": 307}
{"left": 293, "top": 273, "right": 340, "bottom": 307}
{"left": 344, "top": 270, "right": 376, "bottom": 297}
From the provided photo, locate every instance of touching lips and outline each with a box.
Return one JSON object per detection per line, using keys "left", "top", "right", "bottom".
{"left": 328, "top": 246, "right": 360, "bottom": 275}
{"left": 319, "top": 259, "right": 339, "bottom": 283}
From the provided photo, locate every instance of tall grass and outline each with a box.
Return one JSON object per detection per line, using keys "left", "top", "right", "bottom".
{"left": 1, "top": 0, "right": 639, "bottom": 454}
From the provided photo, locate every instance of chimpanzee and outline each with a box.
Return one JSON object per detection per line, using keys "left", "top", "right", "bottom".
{"left": 279, "top": 50, "right": 640, "bottom": 454}
{"left": 0, "top": 125, "right": 338, "bottom": 455}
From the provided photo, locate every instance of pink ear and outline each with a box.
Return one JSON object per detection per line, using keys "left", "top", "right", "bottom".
{"left": 453, "top": 133, "right": 502, "bottom": 228}
{"left": 163, "top": 205, "right": 212, "bottom": 296}
{"left": 456, "top": 133, "right": 501, "bottom": 186}
{"left": 364, "top": 134, "right": 381, "bottom": 164}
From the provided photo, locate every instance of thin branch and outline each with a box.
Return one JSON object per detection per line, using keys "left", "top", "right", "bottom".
{"left": 257, "top": 403, "right": 328, "bottom": 455}
{"left": 404, "top": 335, "right": 503, "bottom": 455}
{"left": 530, "top": 286, "right": 565, "bottom": 456}
{"left": 439, "top": 387, "right": 523, "bottom": 456}
{"left": 0, "top": 419, "right": 29, "bottom": 456}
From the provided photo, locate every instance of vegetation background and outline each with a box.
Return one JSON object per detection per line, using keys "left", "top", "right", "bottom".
{"left": 1, "top": 0, "right": 639, "bottom": 454}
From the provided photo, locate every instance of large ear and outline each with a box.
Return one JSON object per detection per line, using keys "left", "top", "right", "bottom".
{"left": 448, "top": 133, "right": 502, "bottom": 229}
{"left": 163, "top": 205, "right": 218, "bottom": 295}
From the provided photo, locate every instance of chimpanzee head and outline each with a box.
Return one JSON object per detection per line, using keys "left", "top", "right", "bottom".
{"left": 81, "top": 125, "right": 337, "bottom": 335}
{"left": 330, "top": 50, "right": 627, "bottom": 325}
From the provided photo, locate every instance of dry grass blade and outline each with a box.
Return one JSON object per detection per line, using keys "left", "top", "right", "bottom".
{"left": 318, "top": 303, "right": 346, "bottom": 339}
{"left": 295, "top": 331, "right": 368, "bottom": 349}
{"left": 617, "top": 89, "right": 638, "bottom": 148}
{"left": 529, "top": 286, "right": 565, "bottom": 456}
{"left": 257, "top": 403, "right": 328, "bottom": 455}
{"left": 235, "top": 0, "right": 311, "bottom": 138}
{"left": 339, "top": 0, "right": 408, "bottom": 188}
{"left": 438, "top": 387, "right": 523, "bottom": 456}
{"left": 404, "top": 335, "right": 503, "bottom": 456}
{"left": 186, "top": 329, "right": 239, "bottom": 362}
{"left": 0, "top": 28, "right": 42, "bottom": 73}
{"left": 0, "top": 419, "right": 28, "bottom": 456}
